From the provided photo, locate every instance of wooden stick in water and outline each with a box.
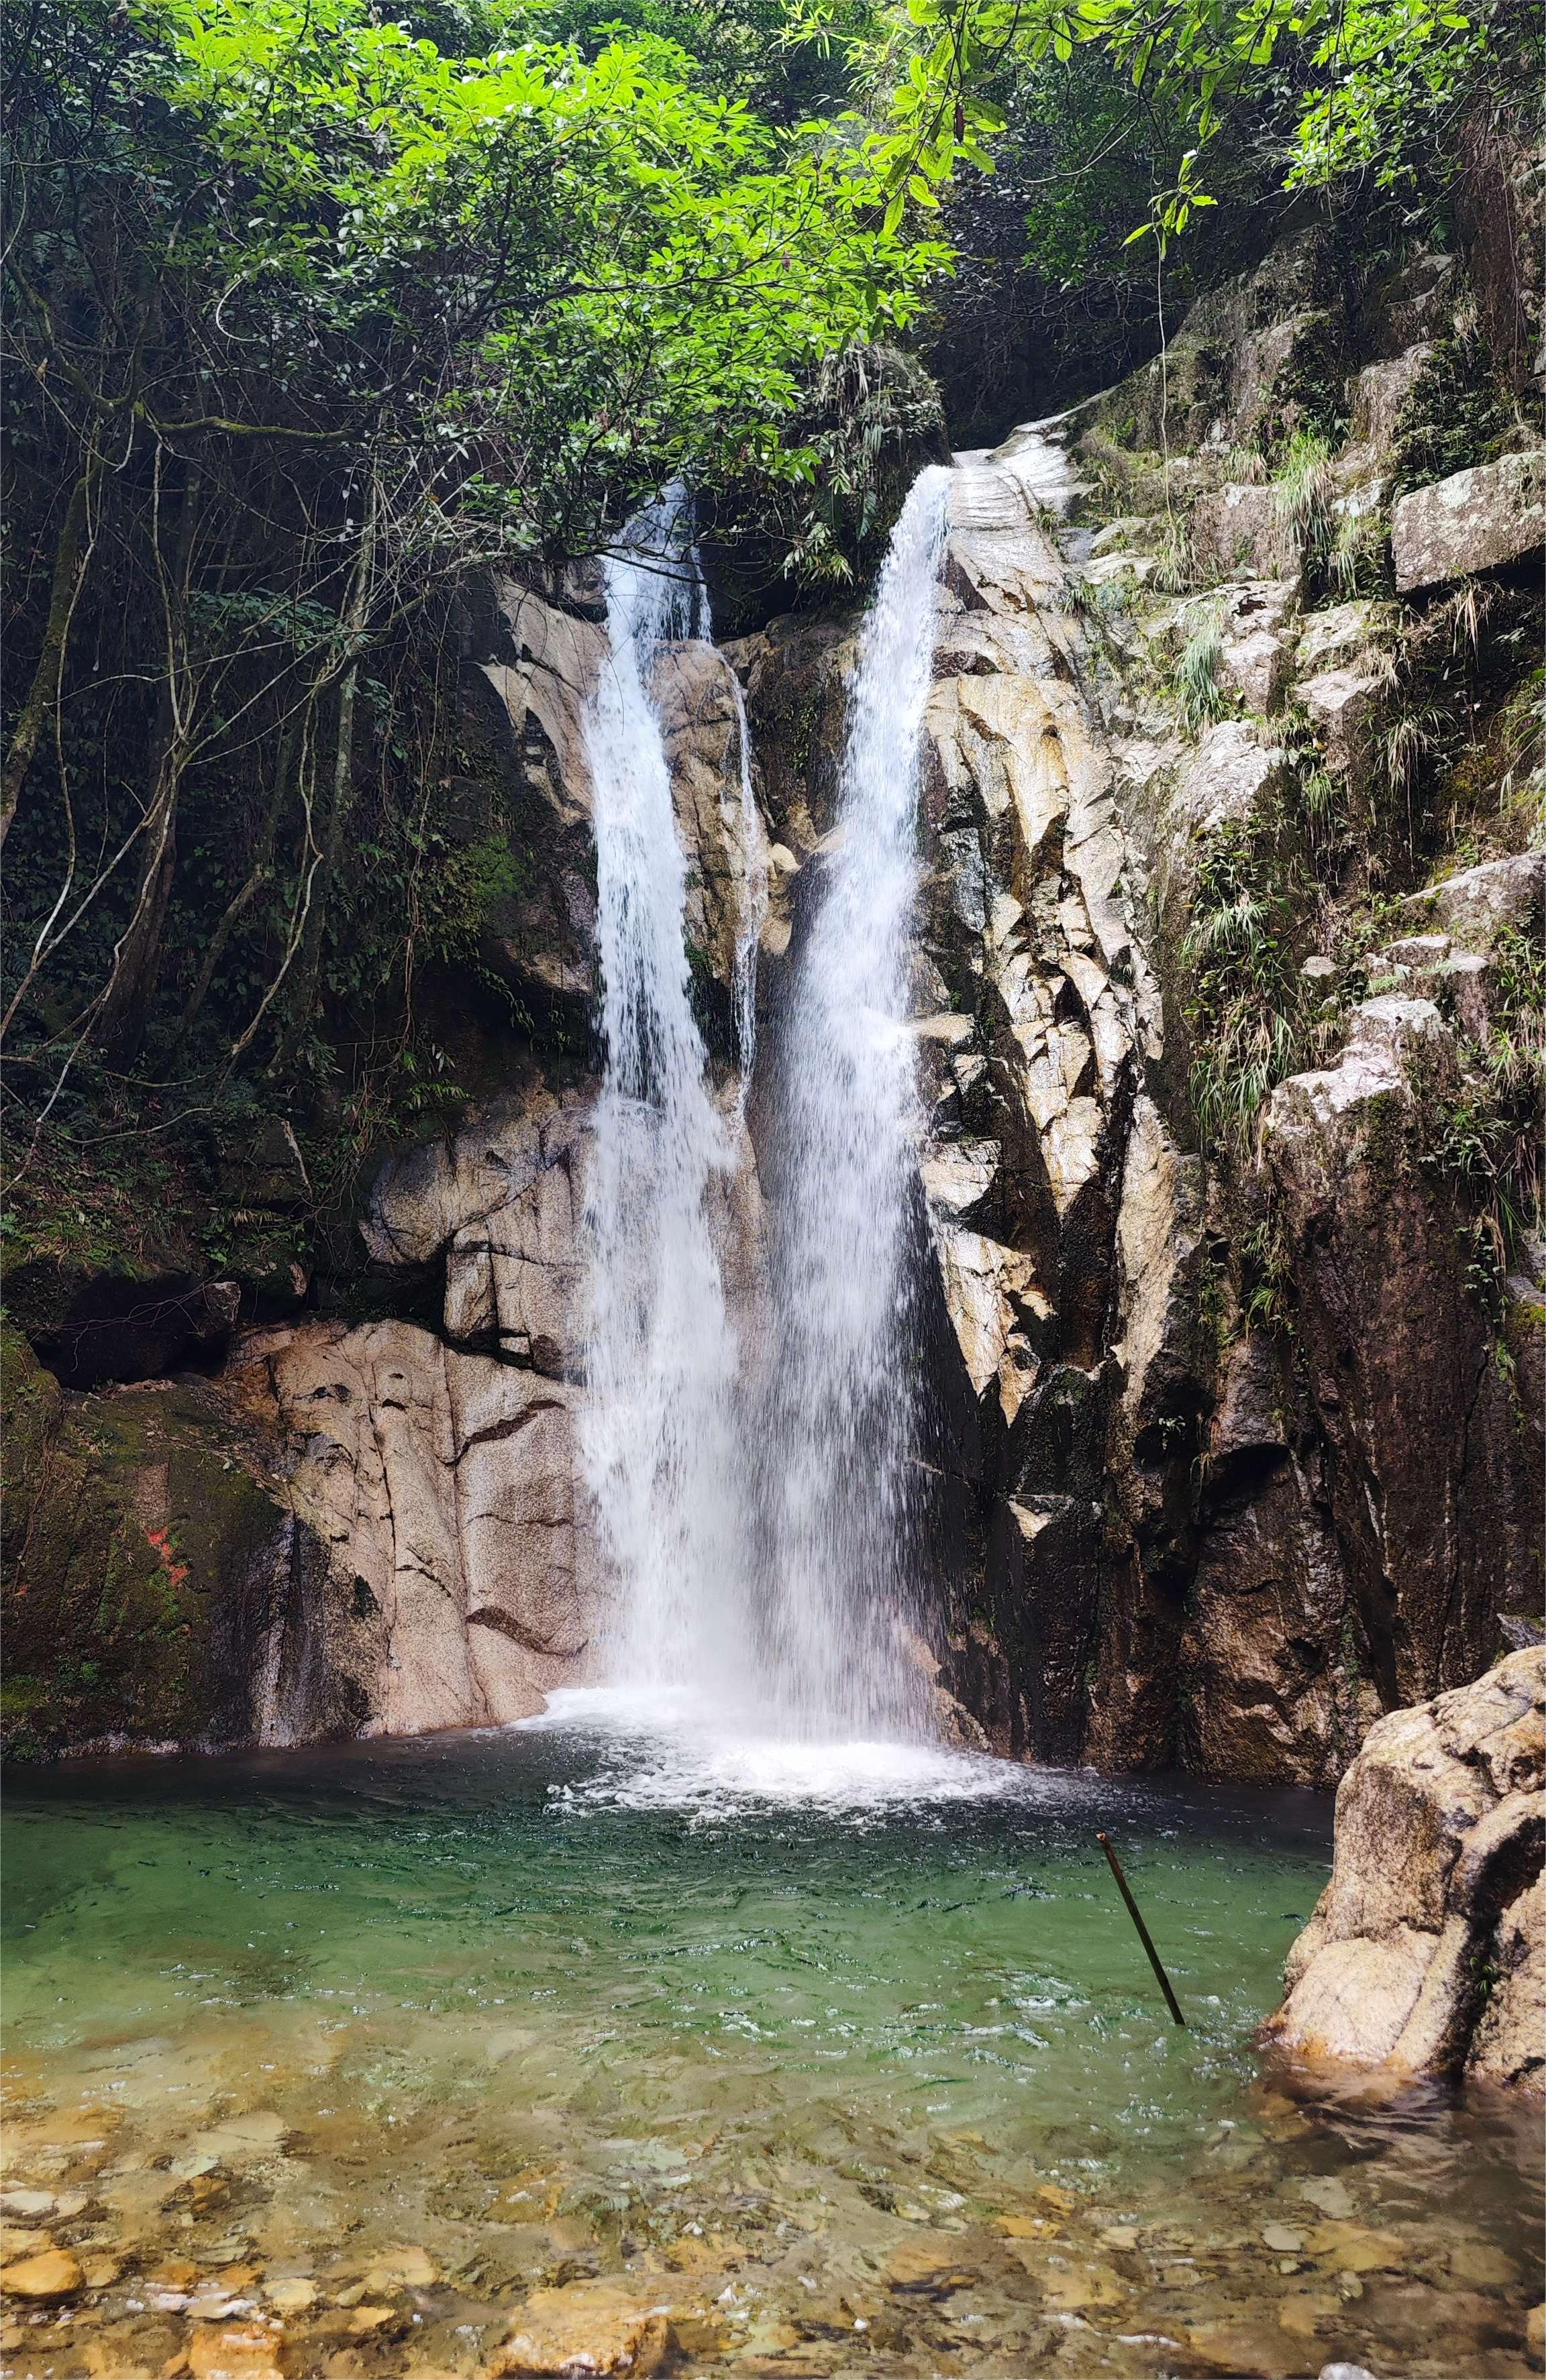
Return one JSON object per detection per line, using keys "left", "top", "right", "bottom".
{"left": 1096, "top": 1831, "right": 1186, "bottom": 2026}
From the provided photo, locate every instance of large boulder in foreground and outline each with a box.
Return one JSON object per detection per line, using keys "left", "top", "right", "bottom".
{"left": 1267, "top": 1647, "right": 1545, "bottom": 2090}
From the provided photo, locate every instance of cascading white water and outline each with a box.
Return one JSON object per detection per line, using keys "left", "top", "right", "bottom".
{"left": 578, "top": 491, "right": 754, "bottom": 1696}
{"left": 754, "top": 464, "right": 953, "bottom": 1734}
{"left": 580, "top": 468, "right": 951, "bottom": 1741}
{"left": 725, "top": 665, "right": 768, "bottom": 1090}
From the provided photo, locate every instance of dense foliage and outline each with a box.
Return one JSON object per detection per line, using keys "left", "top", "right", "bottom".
{"left": 0, "top": 0, "right": 939, "bottom": 1171}
{"left": 0, "top": 0, "right": 1528, "bottom": 1269}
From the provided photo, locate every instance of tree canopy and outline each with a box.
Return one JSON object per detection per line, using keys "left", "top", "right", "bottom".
{"left": 0, "top": 0, "right": 1525, "bottom": 1222}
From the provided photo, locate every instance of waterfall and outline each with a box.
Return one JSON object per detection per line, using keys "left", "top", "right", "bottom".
{"left": 578, "top": 491, "right": 754, "bottom": 1698}
{"left": 755, "top": 465, "right": 953, "bottom": 1735}
{"left": 580, "top": 468, "right": 951, "bottom": 1741}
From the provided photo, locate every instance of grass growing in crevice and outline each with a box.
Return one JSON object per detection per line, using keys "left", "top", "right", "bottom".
{"left": 1390, "top": 320, "right": 1520, "bottom": 495}
{"left": 1181, "top": 823, "right": 1305, "bottom": 1150}
{"left": 1175, "top": 602, "right": 1229, "bottom": 735}
{"left": 1425, "top": 922, "right": 1546, "bottom": 1264}
{"left": 1272, "top": 429, "right": 1334, "bottom": 578}
{"left": 1327, "top": 508, "right": 1388, "bottom": 598}
{"left": 1239, "top": 1214, "right": 1296, "bottom": 1334}
{"left": 1152, "top": 515, "right": 1196, "bottom": 595}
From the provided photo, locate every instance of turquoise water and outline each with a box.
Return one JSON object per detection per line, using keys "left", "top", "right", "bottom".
{"left": 1, "top": 1699, "right": 1539, "bottom": 2377}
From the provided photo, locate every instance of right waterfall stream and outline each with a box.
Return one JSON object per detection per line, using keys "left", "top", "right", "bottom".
{"left": 754, "top": 465, "right": 953, "bottom": 1736}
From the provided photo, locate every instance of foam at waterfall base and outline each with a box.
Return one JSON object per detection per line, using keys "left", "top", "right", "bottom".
{"left": 515, "top": 1684, "right": 1094, "bottom": 1822}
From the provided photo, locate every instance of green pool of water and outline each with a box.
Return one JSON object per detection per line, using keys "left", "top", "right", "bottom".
{"left": 2, "top": 1697, "right": 1539, "bottom": 2378}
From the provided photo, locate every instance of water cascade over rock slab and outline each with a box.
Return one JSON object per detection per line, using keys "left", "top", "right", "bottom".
{"left": 752, "top": 466, "right": 952, "bottom": 1735}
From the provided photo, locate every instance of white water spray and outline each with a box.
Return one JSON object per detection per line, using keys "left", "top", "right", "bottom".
{"left": 578, "top": 492, "right": 753, "bottom": 1695}
{"left": 755, "top": 466, "right": 953, "bottom": 1733}
{"left": 580, "top": 469, "right": 951, "bottom": 1741}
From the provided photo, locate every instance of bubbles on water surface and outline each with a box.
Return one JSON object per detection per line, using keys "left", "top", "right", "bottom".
{"left": 520, "top": 1686, "right": 1077, "bottom": 1824}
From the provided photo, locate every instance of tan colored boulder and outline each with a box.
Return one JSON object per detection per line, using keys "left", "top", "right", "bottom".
{"left": 1215, "top": 577, "right": 1300, "bottom": 716}
{"left": 484, "top": 578, "right": 608, "bottom": 820}
{"left": 1298, "top": 664, "right": 1385, "bottom": 784}
{"left": 1392, "top": 450, "right": 1546, "bottom": 592}
{"left": 362, "top": 2243, "right": 437, "bottom": 2291}
{"left": 1176, "top": 720, "right": 1291, "bottom": 838}
{"left": 652, "top": 638, "right": 768, "bottom": 1003}
{"left": 1219, "top": 625, "right": 1289, "bottom": 714}
{"left": 0, "top": 2247, "right": 82, "bottom": 2300}
{"left": 1183, "top": 2318, "right": 1304, "bottom": 2377}
{"left": 1348, "top": 345, "right": 1433, "bottom": 453}
{"left": 240, "top": 1315, "right": 592, "bottom": 1740}
{"left": 1268, "top": 1648, "right": 1545, "bottom": 2088}
{"left": 1466, "top": 1870, "right": 1546, "bottom": 2088}
{"left": 884, "top": 2235, "right": 980, "bottom": 2293}
{"left": 486, "top": 2280, "right": 672, "bottom": 2376}
{"left": 1293, "top": 598, "right": 1396, "bottom": 677}
{"left": 1400, "top": 849, "right": 1545, "bottom": 949}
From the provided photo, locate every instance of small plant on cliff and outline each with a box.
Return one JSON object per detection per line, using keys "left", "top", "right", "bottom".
{"left": 1271, "top": 430, "right": 1334, "bottom": 578}
{"left": 1152, "top": 515, "right": 1196, "bottom": 596}
{"left": 1174, "top": 604, "right": 1228, "bottom": 737}
{"left": 1181, "top": 825, "right": 1301, "bottom": 1150}
{"left": 1419, "top": 922, "right": 1546, "bottom": 1287}
{"left": 1390, "top": 321, "right": 1519, "bottom": 495}
{"left": 1240, "top": 1216, "right": 1295, "bottom": 1334}
{"left": 1327, "top": 509, "right": 1389, "bottom": 600}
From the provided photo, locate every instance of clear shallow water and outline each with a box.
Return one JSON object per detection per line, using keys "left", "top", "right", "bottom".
{"left": 2, "top": 1707, "right": 1539, "bottom": 2378}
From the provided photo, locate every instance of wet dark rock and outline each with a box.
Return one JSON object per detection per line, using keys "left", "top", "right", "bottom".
{"left": 22, "top": 1268, "right": 240, "bottom": 1392}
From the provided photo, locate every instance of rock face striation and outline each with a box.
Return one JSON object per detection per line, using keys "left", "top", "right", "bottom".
{"left": 1268, "top": 1647, "right": 1545, "bottom": 2092}
{"left": 732, "top": 412, "right": 1539, "bottom": 1785}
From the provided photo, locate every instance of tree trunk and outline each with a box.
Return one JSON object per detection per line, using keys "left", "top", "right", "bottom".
{"left": 270, "top": 484, "right": 377, "bottom": 1074}
{"left": 1, "top": 454, "right": 103, "bottom": 851}
{"left": 168, "top": 713, "right": 301, "bottom": 1054}
{"left": 97, "top": 463, "right": 202, "bottom": 1063}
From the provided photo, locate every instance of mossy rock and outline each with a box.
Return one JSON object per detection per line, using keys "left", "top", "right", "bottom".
{"left": 0, "top": 1327, "right": 293, "bottom": 1759}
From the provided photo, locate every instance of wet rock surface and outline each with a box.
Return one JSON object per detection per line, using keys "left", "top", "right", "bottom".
{"left": 1270, "top": 1647, "right": 1546, "bottom": 2090}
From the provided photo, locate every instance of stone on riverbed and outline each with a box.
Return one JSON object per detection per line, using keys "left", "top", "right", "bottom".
{"left": 187, "top": 2323, "right": 288, "bottom": 2379}
{"left": 1184, "top": 2316, "right": 1306, "bottom": 2376}
{"left": 486, "top": 2279, "right": 672, "bottom": 2376}
{"left": 884, "top": 2235, "right": 979, "bottom": 2293}
{"left": 0, "top": 2245, "right": 83, "bottom": 2300}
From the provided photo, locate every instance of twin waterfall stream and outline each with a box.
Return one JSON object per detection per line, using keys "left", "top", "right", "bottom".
{"left": 581, "top": 469, "right": 951, "bottom": 1741}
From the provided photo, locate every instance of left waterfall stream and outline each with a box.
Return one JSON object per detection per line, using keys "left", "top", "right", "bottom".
{"left": 578, "top": 488, "right": 760, "bottom": 1709}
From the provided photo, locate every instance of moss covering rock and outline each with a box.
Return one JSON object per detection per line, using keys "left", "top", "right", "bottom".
{"left": 0, "top": 1326, "right": 294, "bottom": 1759}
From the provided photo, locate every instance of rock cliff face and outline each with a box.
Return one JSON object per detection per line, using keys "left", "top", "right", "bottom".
{"left": 1268, "top": 1646, "right": 1544, "bottom": 2092}
{"left": 1, "top": 581, "right": 772, "bottom": 1757}
{"left": 207, "top": 600, "right": 776, "bottom": 1749}
{"left": 3, "top": 228, "right": 1540, "bottom": 1782}
{"left": 737, "top": 390, "right": 1540, "bottom": 1786}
